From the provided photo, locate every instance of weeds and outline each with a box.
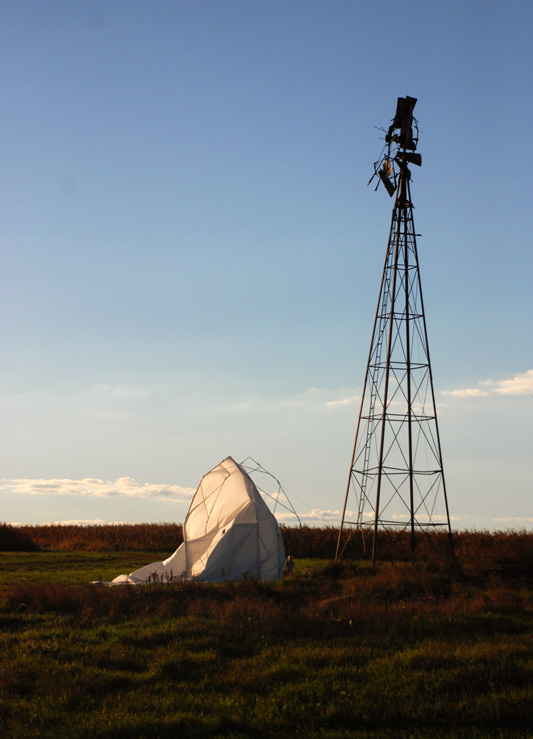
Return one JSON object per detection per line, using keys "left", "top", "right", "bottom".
{"left": 1, "top": 530, "right": 533, "bottom": 737}
{"left": 6, "top": 524, "right": 533, "bottom": 573}
{"left": 0, "top": 523, "right": 39, "bottom": 552}
{"left": 8, "top": 522, "right": 183, "bottom": 552}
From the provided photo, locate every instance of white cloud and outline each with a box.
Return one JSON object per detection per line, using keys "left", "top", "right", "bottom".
{"left": 326, "top": 396, "right": 359, "bottom": 407}
{"left": 8, "top": 514, "right": 531, "bottom": 531}
{"left": 275, "top": 508, "right": 368, "bottom": 525}
{"left": 276, "top": 508, "right": 345, "bottom": 524}
{"left": 390, "top": 513, "right": 453, "bottom": 523}
{"left": 90, "top": 384, "right": 152, "bottom": 401}
{"left": 44, "top": 519, "right": 130, "bottom": 526}
{"left": 492, "top": 516, "right": 533, "bottom": 525}
{"left": 444, "top": 387, "right": 489, "bottom": 398}
{"left": 0, "top": 477, "right": 195, "bottom": 500}
{"left": 489, "top": 369, "right": 533, "bottom": 395}
{"left": 443, "top": 369, "right": 533, "bottom": 399}
{"left": 215, "top": 387, "right": 361, "bottom": 415}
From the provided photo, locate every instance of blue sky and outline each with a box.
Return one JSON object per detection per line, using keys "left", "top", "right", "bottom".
{"left": 1, "top": 0, "right": 531, "bottom": 530}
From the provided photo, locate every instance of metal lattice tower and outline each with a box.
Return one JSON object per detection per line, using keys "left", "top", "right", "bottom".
{"left": 336, "top": 97, "right": 453, "bottom": 567}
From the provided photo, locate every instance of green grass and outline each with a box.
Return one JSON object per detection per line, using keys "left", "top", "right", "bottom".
{"left": 1, "top": 552, "right": 533, "bottom": 738}
{"left": 0, "top": 552, "right": 326, "bottom": 586}
{"left": 0, "top": 551, "right": 172, "bottom": 585}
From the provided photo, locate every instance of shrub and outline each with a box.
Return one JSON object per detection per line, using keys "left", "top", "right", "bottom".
{"left": 0, "top": 523, "right": 39, "bottom": 552}
{"left": 19, "top": 523, "right": 183, "bottom": 552}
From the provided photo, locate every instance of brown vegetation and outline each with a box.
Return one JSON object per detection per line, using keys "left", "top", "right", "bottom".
{"left": 1, "top": 529, "right": 532, "bottom": 737}
{"left": 1, "top": 522, "right": 183, "bottom": 552}
{"left": 1, "top": 554, "right": 532, "bottom": 628}
{"left": 5, "top": 523, "right": 533, "bottom": 574}
{"left": 3, "top": 523, "right": 533, "bottom": 577}
{"left": 0, "top": 523, "right": 39, "bottom": 552}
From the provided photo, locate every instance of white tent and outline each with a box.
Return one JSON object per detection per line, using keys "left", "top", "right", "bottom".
{"left": 111, "top": 456, "right": 285, "bottom": 584}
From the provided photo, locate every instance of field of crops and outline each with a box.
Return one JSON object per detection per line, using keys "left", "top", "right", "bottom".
{"left": 1, "top": 525, "right": 533, "bottom": 738}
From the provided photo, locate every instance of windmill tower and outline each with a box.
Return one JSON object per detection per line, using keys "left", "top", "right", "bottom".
{"left": 336, "top": 97, "right": 453, "bottom": 567}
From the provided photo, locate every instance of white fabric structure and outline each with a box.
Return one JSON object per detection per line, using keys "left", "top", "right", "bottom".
{"left": 111, "top": 457, "right": 285, "bottom": 584}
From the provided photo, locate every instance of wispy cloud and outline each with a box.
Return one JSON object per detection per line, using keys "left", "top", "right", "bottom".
{"left": 296, "top": 388, "right": 360, "bottom": 410}
{"left": 0, "top": 478, "right": 195, "bottom": 500}
{"left": 443, "top": 369, "right": 533, "bottom": 398}
{"left": 326, "top": 396, "right": 359, "bottom": 407}
{"left": 8, "top": 513, "right": 532, "bottom": 531}
{"left": 390, "top": 513, "right": 454, "bottom": 523}
{"left": 444, "top": 387, "right": 488, "bottom": 398}
{"left": 42, "top": 519, "right": 131, "bottom": 526}
{"left": 277, "top": 512, "right": 532, "bottom": 530}
{"left": 218, "top": 387, "right": 361, "bottom": 414}
{"left": 276, "top": 508, "right": 350, "bottom": 524}
{"left": 492, "top": 516, "right": 533, "bottom": 525}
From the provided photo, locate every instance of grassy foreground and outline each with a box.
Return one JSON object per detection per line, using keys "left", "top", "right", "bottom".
{"left": 1, "top": 529, "right": 533, "bottom": 738}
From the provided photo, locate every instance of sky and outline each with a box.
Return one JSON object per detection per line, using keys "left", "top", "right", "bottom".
{"left": 1, "top": 0, "right": 532, "bottom": 531}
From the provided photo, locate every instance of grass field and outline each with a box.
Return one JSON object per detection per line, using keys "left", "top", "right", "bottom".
{"left": 1, "top": 527, "right": 533, "bottom": 738}
{"left": 0, "top": 551, "right": 171, "bottom": 586}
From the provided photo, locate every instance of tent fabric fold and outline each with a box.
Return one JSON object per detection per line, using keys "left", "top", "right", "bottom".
{"left": 109, "top": 456, "right": 285, "bottom": 584}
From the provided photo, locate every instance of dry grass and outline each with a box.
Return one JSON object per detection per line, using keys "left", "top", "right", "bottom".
{"left": 3, "top": 523, "right": 533, "bottom": 577}
{"left": 1, "top": 534, "right": 533, "bottom": 738}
